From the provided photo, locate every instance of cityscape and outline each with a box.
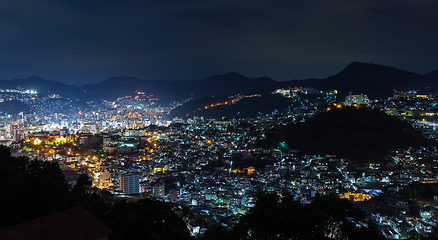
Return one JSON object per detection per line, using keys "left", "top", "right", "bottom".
{"left": 1, "top": 1, "right": 438, "bottom": 239}
{"left": 2, "top": 76, "right": 438, "bottom": 239}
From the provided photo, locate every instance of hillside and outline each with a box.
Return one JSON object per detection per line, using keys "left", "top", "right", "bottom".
{"left": 168, "top": 94, "right": 295, "bottom": 119}
{"left": 259, "top": 106, "right": 435, "bottom": 162}
{"left": 0, "top": 76, "right": 86, "bottom": 100}
{"left": 81, "top": 72, "right": 282, "bottom": 101}
{"left": 0, "top": 99, "right": 30, "bottom": 114}
{"left": 326, "top": 62, "right": 422, "bottom": 89}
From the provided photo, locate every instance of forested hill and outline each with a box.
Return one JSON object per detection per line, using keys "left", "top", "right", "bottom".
{"left": 259, "top": 106, "right": 435, "bottom": 162}
{"left": 168, "top": 94, "right": 294, "bottom": 119}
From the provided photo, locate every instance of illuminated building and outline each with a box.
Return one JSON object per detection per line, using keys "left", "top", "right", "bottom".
{"left": 246, "top": 166, "right": 255, "bottom": 175}
{"left": 79, "top": 134, "right": 103, "bottom": 148}
{"left": 125, "top": 128, "right": 145, "bottom": 137}
{"left": 273, "top": 88, "right": 297, "bottom": 98}
{"left": 416, "top": 220, "right": 434, "bottom": 234}
{"left": 153, "top": 182, "right": 165, "bottom": 199}
{"left": 96, "top": 164, "right": 111, "bottom": 189}
{"left": 344, "top": 92, "right": 370, "bottom": 106}
{"left": 33, "top": 137, "right": 42, "bottom": 145}
{"left": 120, "top": 173, "right": 140, "bottom": 195}
{"left": 338, "top": 191, "right": 370, "bottom": 202}
{"left": 154, "top": 164, "right": 168, "bottom": 174}
{"left": 11, "top": 124, "right": 24, "bottom": 142}
{"left": 170, "top": 187, "right": 180, "bottom": 201}
{"left": 393, "top": 93, "right": 430, "bottom": 100}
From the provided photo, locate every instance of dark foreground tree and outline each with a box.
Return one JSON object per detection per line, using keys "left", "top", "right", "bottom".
{"left": 0, "top": 146, "right": 71, "bottom": 227}
{"left": 0, "top": 145, "right": 193, "bottom": 240}
{"left": 106, "top": 199, "right": 192, "bottom": 240}
{"left": 206, "top": 192, "right": 384, "bottom": 240}
{"left": 202, "top": 224, "right": 233, "bottom": 240}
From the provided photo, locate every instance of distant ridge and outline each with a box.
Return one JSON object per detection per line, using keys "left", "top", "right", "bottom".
{"left": 425, "top": 69, "right": 438, "bottom": 78}
{"left": 280, "top": 62, "right": 431, "bottom": 99}
{"left": 326, "top": 62, "right": 421, "bottom": 89}
{"left": 79, "top": 72, "right": 282, "bottom": 101}
{"left": 1, "top": 62, "right": 437, "bottom": 101}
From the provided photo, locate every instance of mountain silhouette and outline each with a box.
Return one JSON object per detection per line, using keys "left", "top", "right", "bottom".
{"left": 0, "top": 62, "right": 437, "bottom": 101}
{"left": 325, "top": 62, "right": 421, "bottom": 89}
{"left": 280, "top": 62, "right": 432, "bottom": 99}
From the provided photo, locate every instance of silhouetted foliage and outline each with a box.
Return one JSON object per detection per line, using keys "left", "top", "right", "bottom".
{"left": 202, "top": 224, "right": 233, "bottom": 240}
{"left": 0, "top": 145, "right": 193, "bottom": 240}
{"left": 73, "top": 173, "right": 93, "bottom": 196}
{"left": 403, "top": 181, "right": 438, "bottom": 199}
{"left": 0, "top": 146, "right": 71, "bottom": 227}
{"left": 0, "top": 146, "right": 112, "bottom": 228}
{"left": 106, "top": 199, "right": 192, "bottom": 240}
{"left": 211, "top": 192, "right": 385, "bottom": 240}
{"left": 169, "top": 94, "right": 294, "bottom": 119}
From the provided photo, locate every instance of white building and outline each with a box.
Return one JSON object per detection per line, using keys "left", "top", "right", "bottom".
{"left": 120, "top": 173, "right": 140, "bottom": 194}
{"left": 344, "top": 92, "right": 370, "bottom": 106}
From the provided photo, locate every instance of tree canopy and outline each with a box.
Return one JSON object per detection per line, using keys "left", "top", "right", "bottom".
{"left": 204, "top": 192, "right": 384, "bottom": 240}
{"left": 0, "top": 146, "right": 71, "bottom": 227}
{"left": 0, "top": 145, "right": 192, "bottom": 239}
{"left": 259, "top": 106, "right": 434, "bottom": 162}
{"left": 106, "top": 199, "right": 192, "bottom": 240}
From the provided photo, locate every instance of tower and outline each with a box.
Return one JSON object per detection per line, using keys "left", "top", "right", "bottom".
{"left": 120, "top": 173, "right": 140, "bottom": 194}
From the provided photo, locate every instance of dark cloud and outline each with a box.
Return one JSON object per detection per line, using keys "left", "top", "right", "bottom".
{"left": 0, "top": 0, "right": 437, "bottom": 85}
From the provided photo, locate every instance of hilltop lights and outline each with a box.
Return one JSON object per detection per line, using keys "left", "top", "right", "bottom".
{"left": 338, "top": 191, "right": 370, "bottom": 202}
{"left": 192, "top": 94, "right": 261, "bottom": 115}
{"left": 55, "top": 136, "right": 67, "bottom": 144}
{"left": 33, "top": 137, "right": 42, "bottom": 145}
{"left": 322, "top": 102, "right": 362, "bottom": 112}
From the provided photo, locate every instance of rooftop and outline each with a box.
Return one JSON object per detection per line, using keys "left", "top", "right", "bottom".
{"left": 0, "top": 206, "right": 112, "bottom": 240}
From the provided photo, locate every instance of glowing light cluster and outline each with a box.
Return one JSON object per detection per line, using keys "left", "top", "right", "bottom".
{"left": 338, "top": 192, "right": 370, "bottom": 202}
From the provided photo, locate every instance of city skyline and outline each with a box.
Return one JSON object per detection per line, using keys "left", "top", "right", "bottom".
{"left": 0, "top": 0, "right": 437, "bottom": 85}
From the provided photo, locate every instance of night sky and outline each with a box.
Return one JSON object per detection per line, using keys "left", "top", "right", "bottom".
{"left": 1, "top": 0, "right": 437, "bottom": 85}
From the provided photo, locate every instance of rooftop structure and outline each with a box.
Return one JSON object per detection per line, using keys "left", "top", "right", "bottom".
{"left": 344, "top": 92, "right": 370, "bottom": 106}
{"left": 0, "top": 206, "right": 112, "bottom": 240}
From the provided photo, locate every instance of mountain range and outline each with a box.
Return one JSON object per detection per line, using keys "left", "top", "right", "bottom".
{"left": 1, "top": 62, "right": 437, "bottom": 101}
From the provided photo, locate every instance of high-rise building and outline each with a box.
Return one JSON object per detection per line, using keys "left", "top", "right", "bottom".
{"left": 120, "top": 173, "right": 140, "bottom": 194}
{"left": 344, "top": 92, "right": 370, "bottom": 106}
{"left": 153, "top": 182, "right": 165, "bottom": 199}
{"left": 11, "top": 124, "right": 24, "bottom": 142}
